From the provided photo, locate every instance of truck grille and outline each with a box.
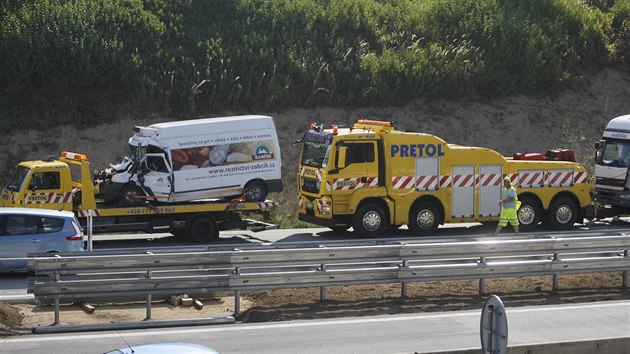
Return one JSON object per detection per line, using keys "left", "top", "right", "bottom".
{"left": 301, "top": 177, "right": 320, "bottom": 193}
{"left": 596, "top": 177, "right": 626, "bottom": 188}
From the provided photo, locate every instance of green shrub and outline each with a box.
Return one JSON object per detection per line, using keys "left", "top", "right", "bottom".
{"left": 0, "top": 0, "right": 624, "bottom": 130}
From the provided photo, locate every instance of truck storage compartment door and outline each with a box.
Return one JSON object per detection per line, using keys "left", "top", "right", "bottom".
{"left": 415, "top": 157, "right": 439, "bottom": 191}
{"left": 546, "top": 169, "right": 575, "bottom": 188}
{"left": 518, "top": 169, "right": 545, "bottom": 188}
{"left": 451, "top": 165, "right": 475, "bottom": 218}
{"left": 478, "top": 165, "right": 502, "bottom": 217}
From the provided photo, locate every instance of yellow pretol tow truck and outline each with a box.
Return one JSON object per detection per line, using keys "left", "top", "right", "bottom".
{"left": 297, "top": 120, "right": 593, "bottom": 236}
{"left": 1, "top": 152, "right": 276, "bottom": 242}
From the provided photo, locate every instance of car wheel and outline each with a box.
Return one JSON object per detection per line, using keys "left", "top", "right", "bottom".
{"left": 118, "top": 184, "right": 145, "bottom": 207}
{"left": 408, "top": 201, "right": 440, "bottom": 236}
{"left": 244, "top": 181, "right": 267, "bottom": 202}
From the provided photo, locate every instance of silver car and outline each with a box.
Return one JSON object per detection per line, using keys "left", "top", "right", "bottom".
{"left": 0, "top": 208, "right": 84, "bottom": 270}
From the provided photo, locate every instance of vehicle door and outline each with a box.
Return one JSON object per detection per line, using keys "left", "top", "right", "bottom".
{"left": 332, "top": 141, "right": 379, "bottom": 210}
{"left": 23, "top": 171, "right": 67, "bottom": 210}
{"left": 142, "top": 153, "right": 173, "bottom": 202}
{"left": 0, "top": 214, "right": 43, "bottom": 270}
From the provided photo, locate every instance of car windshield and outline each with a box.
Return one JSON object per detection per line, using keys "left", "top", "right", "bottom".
{"left": 598, "top": 140, "right": 630, "bottom": 167}
{"left": 7, "top": 166, "right": 30, "bottom": 192}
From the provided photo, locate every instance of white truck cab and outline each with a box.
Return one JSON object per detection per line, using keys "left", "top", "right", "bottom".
{"left": 594, "top": 114, "right": 630, "bottom": 211}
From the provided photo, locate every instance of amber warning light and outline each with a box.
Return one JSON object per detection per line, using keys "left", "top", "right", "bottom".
{"left": 60, "top": 151, "right": 87, "bottom": 161}
{"left": 357, "top": 119, "right": 392, "bottom": 127}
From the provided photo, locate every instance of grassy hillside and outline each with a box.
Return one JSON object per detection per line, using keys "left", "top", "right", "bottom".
{"left": 0, "top": 0, "right": 628, "bottom": 130}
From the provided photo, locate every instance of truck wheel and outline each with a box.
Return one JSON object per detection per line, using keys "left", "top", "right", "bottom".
{"left": 517, "top": 196, "right": 540, "bottom": 231}
{"left": 244, "top": 181, "right": 266, "bottom": 202}
{"left": 546, "top": 196, "right": 577, "bottom": 230}
{"left": 187, "top": 215, "right": 218, "bottom": 243}
{"left": 408, "top": 201, "right": 440, "bottom": 236}
{"left": 353, "top": 203, "right": 387, "bottom": 237}
{"left": 119, "top": 184, "right": 144, "bottom": 207}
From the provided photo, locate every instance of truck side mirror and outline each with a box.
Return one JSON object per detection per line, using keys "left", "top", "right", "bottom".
{"left": 337, "top": 146, "right": 347, "bottom": 169}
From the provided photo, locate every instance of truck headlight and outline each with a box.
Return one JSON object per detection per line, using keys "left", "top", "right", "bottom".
{"left": 316, "top": 180, "right": 321, "bottom": 190}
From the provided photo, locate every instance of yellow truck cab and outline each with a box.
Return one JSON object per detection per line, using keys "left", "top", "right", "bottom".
{"left": 2, "top": 152, "right": 276, "bottom": 243}
{"left": 297, "top": 120, "right": 592, "bottom": 236}
{"left": 1, "top": 154, "right": 81, "bottom": 211}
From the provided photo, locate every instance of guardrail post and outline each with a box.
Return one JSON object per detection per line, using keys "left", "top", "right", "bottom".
{"left": 234, "top": 291, "right": 240, "bottom": 315}
{"left": 320, "top": 264, "right": 327, "bottom": 302}
{"left": 401, "top": 260, "right": 408, "bottom": 298}
{"left": 87, "top": 213, "right": 93, "bottom": 252}
{"left": 623, "top": 250, "right": 629, "bottom": 289}
{"left": 145, "top": 271, "right": 152, "bottom": 320}
{"left": 479, "top": 257, "right": 486, "bottom": 295}
{"left": 552, "top": 253, "right": 560, "bottom": 291}
{"left": 234, "top": 267, "right": 241, "bottom": 315}
{"left": 53, "top": 298, "right": 60, "bottom": 325}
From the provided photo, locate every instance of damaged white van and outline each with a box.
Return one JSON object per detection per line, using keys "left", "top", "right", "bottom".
{"left": 96, "top": 115, "right": 283, "bottom": 206}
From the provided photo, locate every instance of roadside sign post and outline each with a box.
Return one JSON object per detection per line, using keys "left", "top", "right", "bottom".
{"left": 480, "top": 295, "right": 508, "bottom": 354}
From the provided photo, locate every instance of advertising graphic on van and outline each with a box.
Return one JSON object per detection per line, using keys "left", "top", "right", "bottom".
{"left": 171, "top": 140, "right": 277, "bottom": 171}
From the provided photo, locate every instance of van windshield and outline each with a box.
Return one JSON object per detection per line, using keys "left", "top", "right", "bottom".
{"left": 598, "top": 139, "right": 630, "bottom": 167}
{"left": 7, "top": 166, "right": 30, "bottom": 192}
{"left": 129, "top": 144, "right": 145, "bottom": 165}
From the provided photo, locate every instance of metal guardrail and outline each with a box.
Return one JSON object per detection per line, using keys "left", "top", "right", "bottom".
{"left": 27, "top": 235, "right": 630, "bottom": 327}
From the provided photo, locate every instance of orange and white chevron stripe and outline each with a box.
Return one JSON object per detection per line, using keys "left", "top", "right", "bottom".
{"left": 24, "top": 192, "right": 72, "bottom": 205}
{"left": 477, "top": 173, "right": 502, "bottom": 187}
{"left": 333, "top": 177, "right": 378, "bottom": 190}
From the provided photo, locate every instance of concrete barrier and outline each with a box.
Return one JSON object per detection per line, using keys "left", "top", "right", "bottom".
{"left": 425, "top": 337, "right": 630, "bottom": 354}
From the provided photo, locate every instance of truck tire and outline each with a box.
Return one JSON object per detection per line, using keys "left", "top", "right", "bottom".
{"left": 118, "top": 184, "right": 145, "bottom": 207}
{"left": 546, "top": 196, "right": 577, "bottom": 230}
{"left": 244, "top": 181, "right": 267, "bottom": 202}
{"left": 517, "top": 196, "right": 541, "bottom": 231}
{"left": 408, "top": 201, "right": 440, "bottom": 236}
{"left": 187, "top": 215, "right": 219, "bottom": 243}
{"left": 353, "top": 203, "right": 387, "bottom": 237}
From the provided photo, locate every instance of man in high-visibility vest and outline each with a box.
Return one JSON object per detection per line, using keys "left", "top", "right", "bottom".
{"left": 493, "top": 176, "right": 520, "bottom": 235}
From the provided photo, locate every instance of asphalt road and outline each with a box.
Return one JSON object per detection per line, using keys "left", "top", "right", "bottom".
{"left": 1, "top": 300, "right": 628, "bottom": 353}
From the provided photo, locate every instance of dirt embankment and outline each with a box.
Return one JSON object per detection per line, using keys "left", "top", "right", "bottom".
{"left": 1, "top": 69, "right": 629, "bottom": 183}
